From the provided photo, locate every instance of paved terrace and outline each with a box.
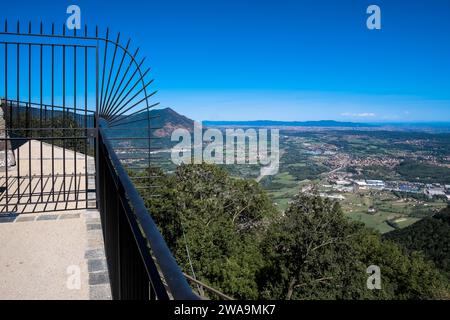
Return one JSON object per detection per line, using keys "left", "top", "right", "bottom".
{"left": 0, "top": 140, "right": 111, "bottom": 300}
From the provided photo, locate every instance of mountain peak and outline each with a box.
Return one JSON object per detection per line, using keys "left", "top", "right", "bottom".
{"left": 150, "top": 107, "right": 194, "bottom": 137}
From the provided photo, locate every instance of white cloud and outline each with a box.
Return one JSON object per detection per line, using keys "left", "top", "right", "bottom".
{"left": 341, "top": 112, "right": 376, "bottom": 117}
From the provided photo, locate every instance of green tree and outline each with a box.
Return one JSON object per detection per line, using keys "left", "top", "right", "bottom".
{"left": 258, "top": 191, "right": 368, "bottom": 299}
{"left": 141, "top": 164, "right": 276, "bottom": 299}
{"left": 384, "top": 206, "right": 450, "bottom": 279}
{"left": 12, "top": 111, "right": 89, "bottom": 154}
{"left": 353, "top": 229, "right": 449, "bottom": 300}
{"left": 137, "top": 165, "right": 449, "bottom": 300}
{"left": 259, "top": 191, "right": 449, "bottom": 300}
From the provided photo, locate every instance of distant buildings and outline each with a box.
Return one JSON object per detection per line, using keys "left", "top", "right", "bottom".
{"left": 354, "top": 180, "right": 368, "bottom": 189}
{"left": 333, "top": 185, "right": 354, "bottom": 193}
{"left": 319, "top": 193, "right": 345, "bottom": 201}
{"left": 323, "top": 169, "right": 450, "bottom": 202}
{"left": 396, "top": 183, "right": 421, "bottom": 193}
{"left": 353, "top": 179, "right": 385, "bottom": 191}
{"left": 366, "top": 180, "right": 386, "bottom": 190}
{"left": 336, "top": 180, "right": 352, "bottom": 186}
{"left": 426, "top": 186, "right": 446, "bottom": 198}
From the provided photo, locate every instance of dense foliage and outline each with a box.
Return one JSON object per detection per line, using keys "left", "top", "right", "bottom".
{"left": 259, "top": 192, "right": 448, "bottom": 299}
{"left": 137, "top": 164, "right": 449, "bottom": 300}
{"left": 12, "top": 111, "right": 89, "bottom": 154}
{"left": 395, "top": 161, "right": 450, "bottom": 184}
{"left": 140, "top": 164, "right": 275, "bottom": 299}
{"left": 384, "top": 206, "right": 450, "bottom": 279}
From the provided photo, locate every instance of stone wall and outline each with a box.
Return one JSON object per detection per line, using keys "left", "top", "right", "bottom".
{"left": 0, "top": 100, "right": 16, "bottom": 168}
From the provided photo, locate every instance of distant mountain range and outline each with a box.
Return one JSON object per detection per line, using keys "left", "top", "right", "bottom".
{"left": 7, "top": 103, "right": 450, "bottom": 135}
{"left": 117, "top": 109, "right": 450, "bottom": 137}
{"left": 143, "top": 112, "right": 376, "bottom": 135}
{"left": 203, "top": 120, "right": 378, "bottom": 128}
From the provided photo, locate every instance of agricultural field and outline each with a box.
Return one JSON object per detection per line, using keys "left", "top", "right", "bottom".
{"left": 144, "top": 121, "right": 450, "bottom": 234}
{"left": 259, "top": 129, "right": 450, "bottom": 233}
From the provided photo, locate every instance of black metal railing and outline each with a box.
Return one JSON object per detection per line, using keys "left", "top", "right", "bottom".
{"left": 1, "top": 21, "right": 202, "bottom": 300}
{"left": 97, "top": 125, "right": 199, "bottom": 300}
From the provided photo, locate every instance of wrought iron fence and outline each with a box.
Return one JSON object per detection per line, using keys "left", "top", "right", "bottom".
{"left": 0, "top": 21, "right": 200, "bottom": 300}
{"left": 0, "top": 22, "right": 99, "bottom": 213}
{"left": 98, "top": 126, "right": 198, "bottom": 299}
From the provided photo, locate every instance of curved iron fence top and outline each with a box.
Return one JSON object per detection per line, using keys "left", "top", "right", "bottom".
{"left": 1, "top": 21, "right": 139, "bottom": 68}
{"left": 1, "top": 21, "right": 159, "bottom": 122}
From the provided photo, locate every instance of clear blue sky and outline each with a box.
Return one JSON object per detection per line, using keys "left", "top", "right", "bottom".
{"left": 2, "top": 0, "right": 450, "bottom": 122}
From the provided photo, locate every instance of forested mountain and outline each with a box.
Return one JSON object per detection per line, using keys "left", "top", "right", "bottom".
{"left": 150, "top": 107, "right": 195, "bottom": 137}
{"left": 112, "top": 107, "right": 194, "bottom": 138}
{"left": 103, "top": 107, "right": 194, "bottom": 149}
{"left": 384, "top": 206, "right": 450, "bottom": 278}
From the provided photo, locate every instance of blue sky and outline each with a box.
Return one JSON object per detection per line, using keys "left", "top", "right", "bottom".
{"left": 2, "top": 0, "right": 450, "bottom": 122}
